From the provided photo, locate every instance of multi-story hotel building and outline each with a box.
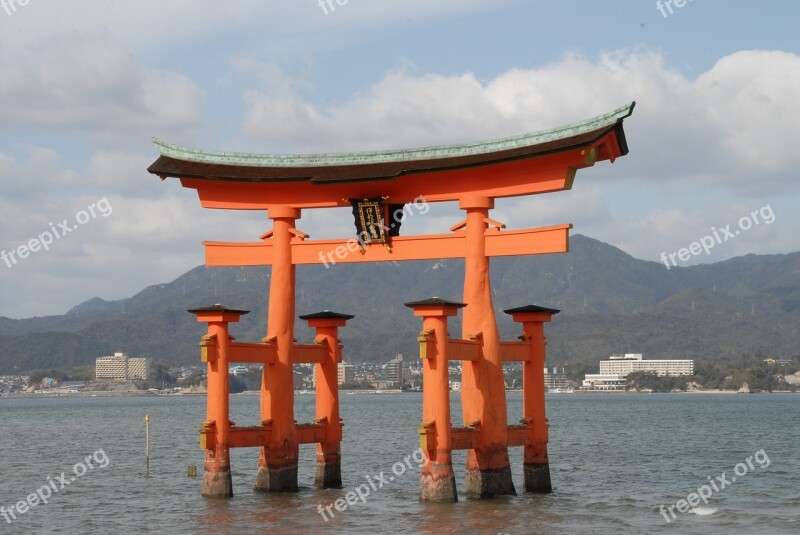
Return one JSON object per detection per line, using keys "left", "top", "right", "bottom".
{"left": 95, "top": 352, "right": 150, "bottom": 380}
{"left": 385, "top": 355, "right": 404, "bottom": 386}
{"left": 599, "top": 353, "right": 694, "bottom": 376}
{"left": 337, "top": 362, "right": 355, "bottom": 386}
{"left": 544, "top": 367, "right": 569, "bottom": 390}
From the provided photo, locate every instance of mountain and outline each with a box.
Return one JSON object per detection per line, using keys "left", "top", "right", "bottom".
{"left": 1, "top": 235, "right": 799, "bottom": 373}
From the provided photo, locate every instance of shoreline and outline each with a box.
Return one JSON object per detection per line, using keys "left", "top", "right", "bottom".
{"left": 2, "top": 389, "right": 797, "bottom": 399}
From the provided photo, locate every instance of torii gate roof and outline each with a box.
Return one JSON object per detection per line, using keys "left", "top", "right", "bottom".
{"left": 147, "top": 102, "right": 633, "bottom": 209}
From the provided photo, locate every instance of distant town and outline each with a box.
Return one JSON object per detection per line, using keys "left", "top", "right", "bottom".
{"left": 1, "top": 351, "right": 798, "bottom": 397}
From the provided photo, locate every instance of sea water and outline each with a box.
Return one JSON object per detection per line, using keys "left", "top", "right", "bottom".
{"left": 0, "top": 393, "right": 797, "bottom": 534}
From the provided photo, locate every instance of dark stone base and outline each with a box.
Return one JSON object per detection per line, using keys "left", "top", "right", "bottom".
{"left": 524, "top": 462, "right": 552, "bottom": 493}
{"left": 202, "top": 465, "right": 233, "bottom": 498}
{"left": 253, "top": 464, "right": 298, "bottom": 493}
{"left": 315, "top": 461, "right": 342, "bottom": 489}
{"left": 419, "top": 469, "right": 458, "bottom": 502}
{"left": 465, "top": 466, "right": 517, "bottom": 498}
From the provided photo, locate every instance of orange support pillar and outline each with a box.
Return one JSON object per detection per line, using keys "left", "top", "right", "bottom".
{"left": 299, "top": 311, "right": 354, "bottom": 488}
{"left": 459, "top": 196, "right": 515, "bottom": 498}
{"left": 406, "top": 297, "right": 461, "bottom": 502}
{"left": 505, "top": 305, "right": 559, "bottom": 493}
{"left": 255, "top": 206, "right": 301, "bottom": 492}
{"left": 189, "top": 304, "right": 249, "bottom": 498}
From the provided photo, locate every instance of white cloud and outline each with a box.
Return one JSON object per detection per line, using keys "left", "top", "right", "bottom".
{"left": 696, "top": 50, "right": 800, "bottom": 175}
{"left": 0, "top": 146, "right": 83, "bottom": 204}
{"left": 0, "top": 35, "right": 206, "bottom": 146}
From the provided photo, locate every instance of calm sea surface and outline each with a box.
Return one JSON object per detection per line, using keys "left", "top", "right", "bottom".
{"left": 0, "top": 393, "right": 797, "bottom": 534}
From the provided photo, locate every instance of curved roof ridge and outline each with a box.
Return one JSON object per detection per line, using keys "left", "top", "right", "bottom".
{"left": 152, "top": 102, "right": 634, "bottom": 168}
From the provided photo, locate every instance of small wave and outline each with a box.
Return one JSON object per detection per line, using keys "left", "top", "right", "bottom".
{"left": 690, "top": 506, "right": 718, "bottom": 516}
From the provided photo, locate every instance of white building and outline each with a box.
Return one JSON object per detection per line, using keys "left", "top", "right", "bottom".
{"left": 544, "top": 367, "right": 569, "bottom": 391}
{"left": 95, "top": 353, "right": 127, "bottom": 379}
{"left": 95, "top": 352, "right": 150, "bottom": 380}
{"left": 337, "top": 362, "right": 355, "bottom": 385}
{"left": 385, "top": 354, "right": 404, "bottom": 386}
{"left": 127, "top": 358, "right": 150, "bottom": 380}
{"left": 230, "top": 365, "right": 249, "bottom": 377}
{"left": 599, "top": 353, "right": 694, "bottom": 376}
{"left": 581, "top": 373, "right": 628, "bottom": 391}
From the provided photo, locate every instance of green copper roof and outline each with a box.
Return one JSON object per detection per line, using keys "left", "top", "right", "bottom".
{"left": 153, "top": 102, "right": 634, "bottom": 168}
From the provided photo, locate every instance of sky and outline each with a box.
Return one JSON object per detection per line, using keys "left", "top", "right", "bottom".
{"left": 0, "top": 0, "right": 798, "bottom": 319}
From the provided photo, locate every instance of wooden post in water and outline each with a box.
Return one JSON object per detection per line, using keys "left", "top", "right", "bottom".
{"left": 299, "top": 311, "right": 354, "bottom": 489}
{"left": 406, "top": 297, "right": 462, "bottom": 503}
{"left": 504, "top": 305, "right": 560, "bottom": 493}
{"left": 459, "top": 196, "right": 516, "bottom": 498}
{"left": 145, "top": 414, "right": 150, "bottom": 477}
{"left": 255, "top": 207, "right": 301, "bottom": 493}
{"left": 189, "top": 304, "right": 249, "bottom": 498}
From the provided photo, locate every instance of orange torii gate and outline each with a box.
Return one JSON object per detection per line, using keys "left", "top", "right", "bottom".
{"left": 148, "top": 102, "right": 635, "bottom": 501}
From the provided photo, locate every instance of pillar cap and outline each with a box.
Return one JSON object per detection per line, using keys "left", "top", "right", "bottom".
{"left": 188, "top": 304, "right": 250, "bottom": 315}
{"left": 503, "top": 304, "right": 560, "bottom": 315}
{"left": 404, "top": 297, "right": 466, "bottom": 309}
{"left": 267, "top": 205, "right": 301, "bottom": 219}
{"left": 299, "top": 310, "right": 355, "bottom": 320}
{"left": 459, "top": 196, "right": 494, "bottom": 210}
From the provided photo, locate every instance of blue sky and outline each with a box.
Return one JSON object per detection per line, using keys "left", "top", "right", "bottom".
{"left": 1, "top": 0, "right": 799, "bottom": 318}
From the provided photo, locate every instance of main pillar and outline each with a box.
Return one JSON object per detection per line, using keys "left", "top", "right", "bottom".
{"left": 299, "top": 311, "right": 354, "bottom": 489}
{"left": 255, "top": 206, "right": 301, "bottom": 492}
{"left": 406, "top": 298, "right": 461, "bottom": 502}
{"left": 505, "top": 305, "right": 559, "bottom": 493}
{"left": 459, "top": 196, "right": 516, "bottom": 498}
{"left": 189, "top": 304, "right": 249, "bottom": 498}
